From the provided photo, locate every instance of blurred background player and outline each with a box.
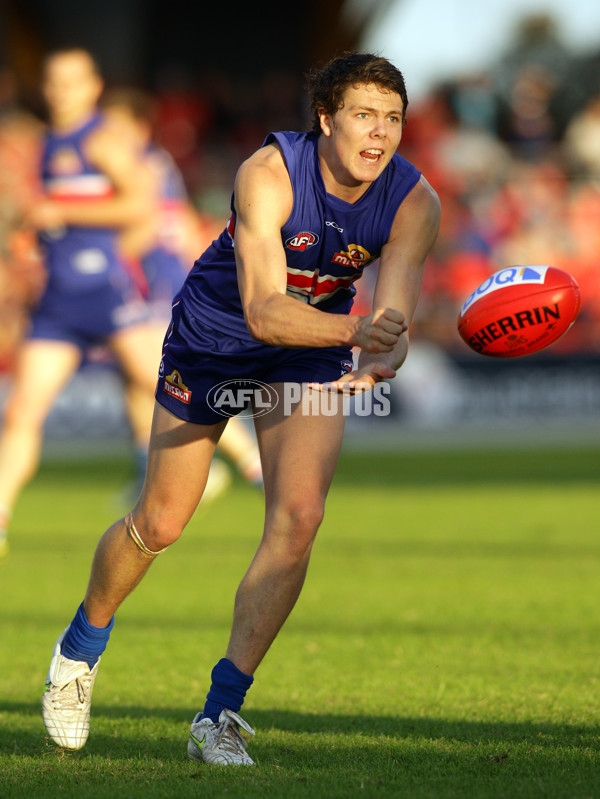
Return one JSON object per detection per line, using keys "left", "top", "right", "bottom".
{"left": 0, "top": 49, "right": 160, "bottom": 556}
{"left": 0, "top": 109, "right": 46, "bottom": 375}
{"left": 101, "top": 88, "right": 263, "bottom": 499}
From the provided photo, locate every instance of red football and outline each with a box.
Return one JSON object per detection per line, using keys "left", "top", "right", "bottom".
{"left": 458, "top": 265, "right": 581, "bottom": 357}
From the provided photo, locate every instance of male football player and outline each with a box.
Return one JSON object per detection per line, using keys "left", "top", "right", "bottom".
{"left": 42, "top": 52, "right": 440, "bottom": 765}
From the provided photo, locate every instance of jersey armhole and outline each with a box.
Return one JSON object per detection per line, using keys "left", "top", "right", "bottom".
{"left": 381, "top": 164, "right": 422, "bottom": 244}
{"left": 261, "top": 133, "right": 296, "bottom": 234}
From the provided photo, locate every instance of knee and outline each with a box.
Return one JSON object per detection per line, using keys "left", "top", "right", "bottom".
{"left": 2, "top": 394, "right": 43, "bottom": 429}
{"left": 266, "top": 496, "right": 325, "bottom": 560}
{"left": 132, "top": 507, "right": 185, "bottom": 551}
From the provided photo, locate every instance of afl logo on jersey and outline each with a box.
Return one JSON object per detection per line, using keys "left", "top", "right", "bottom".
{"left": 286, "top": 231, "right": 319, "bottom": 251}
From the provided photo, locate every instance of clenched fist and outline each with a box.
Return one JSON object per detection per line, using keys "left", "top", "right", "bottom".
{"left": 351, "top": 307, "right": 407, "bottom": 353}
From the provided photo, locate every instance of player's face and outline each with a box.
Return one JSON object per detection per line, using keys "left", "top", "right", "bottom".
{"left": 102, "top": 106, "right": 148, "bottom": 152}
{"left": 318, "top": 83, "right": 404, "bottom": 192}
{"left": 43, "top": 52, "right": 103, "bottom": 127}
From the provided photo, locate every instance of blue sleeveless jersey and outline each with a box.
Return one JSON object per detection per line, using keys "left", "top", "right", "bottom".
{"left": 39, "top": 113, "right": 125, "bottom": 294}
{"left": 178, "top": 130, "right": 421, "bottom": 339}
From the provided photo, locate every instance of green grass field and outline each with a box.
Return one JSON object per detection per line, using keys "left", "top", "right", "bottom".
{"left": 1, "top": 445, "right": 599, "bottom": 799}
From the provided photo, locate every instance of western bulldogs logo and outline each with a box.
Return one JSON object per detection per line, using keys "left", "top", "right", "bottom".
{"left": 49, "top": 146, "right": 83, "bottom": 176}
{"left": 286, "top": 231, "right": 319, "bottom": 251}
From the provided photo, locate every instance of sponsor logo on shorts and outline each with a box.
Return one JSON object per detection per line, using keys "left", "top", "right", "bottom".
{"left": 163, "top": 370, "right": 191, "bottom": 404}
{"left": 72, "top": 248, "right": 108, "bottom": 275}
{"left": 331, "top": 244, "right": 373, "bottom": 269}
{"left": 460, "top": 266, "right": 549, "bottom": 316}
{"left": 285, "top": 231, "right": 319, "bottom": 251}
{"left": 341, "top": 360, "right": 354, "bottom": 375}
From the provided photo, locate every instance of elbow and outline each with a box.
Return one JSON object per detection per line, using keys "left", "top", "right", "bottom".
{"left": 243, "top": 301, "right": 267, "bottom": 342}
{"left": 120, "top": 191, "right": 156, "bottom": 226}
{"left": 131, "top": 197, "right": 155, "bottom": 224}
{"left": 244, "top": 296, "right": 284, "bottom": 345}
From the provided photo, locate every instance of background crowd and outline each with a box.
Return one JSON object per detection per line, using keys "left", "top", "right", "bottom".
{"left": 1, "top": 12, "right": 600, "bottom": 376}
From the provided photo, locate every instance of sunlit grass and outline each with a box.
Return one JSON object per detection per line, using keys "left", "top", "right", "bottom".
{"left": 1, "top": 447, "right": 598, "bottom": 798}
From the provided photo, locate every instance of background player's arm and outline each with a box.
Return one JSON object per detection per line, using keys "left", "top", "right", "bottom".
{"left": 335, "top": 176, "right": 441, "bottom": 390}
{"left": 235, "top": 145, "right": 405, "bottom": 353}
{"left": 27, "top": 126, "right": 154, "bottom": 230}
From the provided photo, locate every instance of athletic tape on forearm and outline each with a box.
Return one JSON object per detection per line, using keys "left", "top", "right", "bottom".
{"left": 125, "top": 512, "right": 167, "bottom": 558}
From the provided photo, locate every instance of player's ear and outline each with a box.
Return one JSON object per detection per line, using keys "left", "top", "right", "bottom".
{"left": 93, "top": 75, "right": 104, "bottom": 102}
{"left": 318, "top": 109, "right": 333, "bottom": 137}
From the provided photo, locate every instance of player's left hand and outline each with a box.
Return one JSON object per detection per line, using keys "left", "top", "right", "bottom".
{"left": 309, "top": 362, "right": 396, "bottom": 394}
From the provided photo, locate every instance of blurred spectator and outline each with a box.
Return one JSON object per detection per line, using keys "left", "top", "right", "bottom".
{"left": 564, "top": 91, "right": 600, "bottom": 181}
{"left": 494, "top": 13, "right": 571, "bottom": 108}
{"left": 2, "top": 12, "right": 600, "bottom": 365}
{"left": 494, "top": 14, "right": 573, "bottom": 156}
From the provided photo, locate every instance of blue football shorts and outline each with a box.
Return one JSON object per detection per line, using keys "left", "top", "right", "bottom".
{"left": 155, "top": 299, "right": 354, "bottom": 425}
{"left": 140, "top": 247, "right": 188, "bottom": 323}
{"left": 28, "top": 280, "right": 149, "bottom": 349}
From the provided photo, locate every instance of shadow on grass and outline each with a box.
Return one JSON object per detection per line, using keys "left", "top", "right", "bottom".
{"left": 2, "top": 702, "right": 599, "bottom": 799}
{"left": 1, "top": 700, "right": 598, "bottom": 758}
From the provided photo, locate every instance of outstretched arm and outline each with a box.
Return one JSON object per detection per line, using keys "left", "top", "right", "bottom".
{"left": 326, "top": 175, "right": 441, "bottom": 391}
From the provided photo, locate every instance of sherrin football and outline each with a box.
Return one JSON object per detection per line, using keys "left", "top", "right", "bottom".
{"left": 458, "top": 265, "right": 581, "bottom": 357}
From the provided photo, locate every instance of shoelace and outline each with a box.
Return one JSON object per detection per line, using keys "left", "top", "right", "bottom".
{"left": 49, "top": 675, "right": 93, "bottom": 711}
{"left": 214, "top": 717, "right": 249, "bottom": 756}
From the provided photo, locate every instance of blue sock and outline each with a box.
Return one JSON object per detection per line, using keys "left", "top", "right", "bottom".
{"left": 202, "top": 658, "right": 254, "bottom": 723}
{"left": 61, "top": 603, "right": 114, "bottom": 669}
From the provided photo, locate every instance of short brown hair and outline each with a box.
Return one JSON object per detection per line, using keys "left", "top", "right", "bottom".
{"left": 43, "top": 47, "right": 102, "bottom": 77}
{"left": 306, "top": 52, "right": 408, "bottom": 135}
{"left": 100, "top": 87, "right": 156, "bottom": 124}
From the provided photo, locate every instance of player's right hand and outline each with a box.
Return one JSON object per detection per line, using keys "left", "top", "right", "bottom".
{"left": 25, "top": 198, "right": 65, "bottom": 231}
{"left": 352, "top": 307, "right": 407, "bottom": 353}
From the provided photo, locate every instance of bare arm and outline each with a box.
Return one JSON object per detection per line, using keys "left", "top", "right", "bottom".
{"left": 334, "top": 176, "right": 441, "bottom": 390}
{"left": 26, "top": 124, "right": 154, "bottom": 230}
{"left": 235, "top": 145, "right": 405, "bottom": 353}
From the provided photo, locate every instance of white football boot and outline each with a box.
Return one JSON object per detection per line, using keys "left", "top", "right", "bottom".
{"left": 42, "top": 628, "right": 100, "bottom": 750}
{"left": 188, "top": 709, "right": 255, "bottom": 765}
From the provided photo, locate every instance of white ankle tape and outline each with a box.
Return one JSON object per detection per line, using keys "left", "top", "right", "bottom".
{"left": 126, "top": 513, "right": 167, "bottom": 558}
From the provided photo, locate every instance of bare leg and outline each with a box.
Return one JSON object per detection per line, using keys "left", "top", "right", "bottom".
{"left": 0, "top": 339, "right": 81, "bottom": 511}
{"left": 83, "top": 402, "right": 226, "bottom": 627}
{"left": 225, "top": 385, "right": 346, "bottom": 674}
